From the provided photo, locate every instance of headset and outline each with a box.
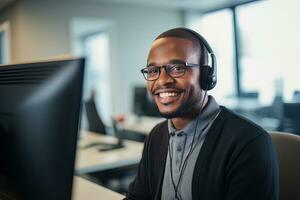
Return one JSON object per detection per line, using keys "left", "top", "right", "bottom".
{"left": 175, "top": 27, "right": 217, "bottom": 91}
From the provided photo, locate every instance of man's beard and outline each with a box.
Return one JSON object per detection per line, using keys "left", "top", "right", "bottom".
{"left": 155, "top": 94, "right": 202, "bottom": 119}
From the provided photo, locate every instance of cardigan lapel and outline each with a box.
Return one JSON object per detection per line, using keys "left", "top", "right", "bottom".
{"left": 151, "top": 121, "right": 169, "bottom": 200}
{"left": 192, "top": 107, "right": 226, "bottom": 199}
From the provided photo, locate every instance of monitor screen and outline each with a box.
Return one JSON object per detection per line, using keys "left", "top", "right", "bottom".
{"left": 0, "top": 57, "right": 84, "bottom": 200}
{"left": 133, "top": 86, "right": 160, "bottom": 117}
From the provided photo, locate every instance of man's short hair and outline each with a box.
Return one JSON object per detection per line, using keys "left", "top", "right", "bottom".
{"left": 155, "top": 28, "right": 209, "bottom": 65}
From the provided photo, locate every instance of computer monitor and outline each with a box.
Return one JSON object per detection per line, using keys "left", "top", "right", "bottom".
{"left": 133, "top": 86, "right": 160, "bottom": 117}
{"left": 0, "top": 57, "right": 85, "bottom": 200}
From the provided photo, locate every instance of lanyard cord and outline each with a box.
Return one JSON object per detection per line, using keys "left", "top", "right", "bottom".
{"left": 168, "top": 91, "right": 207, "bottom": 200}
{"left": 168, "top": 117, "right": 199, "bottom": 200}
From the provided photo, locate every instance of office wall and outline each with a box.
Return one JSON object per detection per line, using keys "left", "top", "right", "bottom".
{"left": 1, "top": 0, "right": 184, "bottom": 115}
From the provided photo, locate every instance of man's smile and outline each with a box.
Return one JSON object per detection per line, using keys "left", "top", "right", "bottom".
{"left": 153, "top": 88, "right": 183, "bottom": 105}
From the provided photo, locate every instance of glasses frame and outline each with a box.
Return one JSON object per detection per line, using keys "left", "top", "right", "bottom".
{"left": 140, "top": 62, "right": 200, "bottom": 81}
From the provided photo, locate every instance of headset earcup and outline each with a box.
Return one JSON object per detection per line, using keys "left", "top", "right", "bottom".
{"left": 200, "top": 65, "right": 210, "bottom": 90}
{"left": 200, "top": 65, "right": 216, "bottom": 91}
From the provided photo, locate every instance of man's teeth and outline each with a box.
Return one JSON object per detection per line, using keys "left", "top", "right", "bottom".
{"left": 159, "top": 92, "right": 179, "bottom": 98}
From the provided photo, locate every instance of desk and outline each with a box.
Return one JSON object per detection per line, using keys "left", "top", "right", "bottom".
{"left": 73, "top": 176, "right": 124, "bottom": 199}
{"left": 122, "top": 115, "right": 164, "bottom": 135}
{"left": 75, "top": 131, "right": 143, "bottom": 175}
{"left": 220, "top": 98, "right": 260, "bottom": 111}
{"left": 220, "top": 98, "right": 280, "bottom": 131}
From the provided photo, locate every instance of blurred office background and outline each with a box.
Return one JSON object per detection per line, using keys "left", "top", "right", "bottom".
{"left": 0, "top": 0, "right": 299, "bottom": 194}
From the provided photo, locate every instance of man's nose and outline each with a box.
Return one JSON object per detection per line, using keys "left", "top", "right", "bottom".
{"left": 157, "top": 67, "right": 175, "bottom": 85}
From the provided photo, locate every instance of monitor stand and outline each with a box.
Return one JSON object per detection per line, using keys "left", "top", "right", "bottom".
{"left": 80, "top": 140, "right": 124, "bottom": 150}
{"left": 81, "top": 118, "right": 125, "bottom": 151}
{"left": 98, "top": 141, "right": 124, "bottom": 152}
{"left": 99, "top": 118, "right": 125, "bottom": 151}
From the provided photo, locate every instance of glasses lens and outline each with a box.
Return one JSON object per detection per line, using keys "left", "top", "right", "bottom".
{"left": 166, "top": 64, "right": 186, "bottom": 77}
{"left": 142, "top": 66, "right": 159, "bottom": 80}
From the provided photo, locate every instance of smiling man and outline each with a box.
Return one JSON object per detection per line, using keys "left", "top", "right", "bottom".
{"left": 125, "top": 28, "right": 279, "bottom": 200}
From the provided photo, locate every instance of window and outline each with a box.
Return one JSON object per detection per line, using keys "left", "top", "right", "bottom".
{"left": 187, "top": 0, "right": 300, "bottom": 104}
{"left": 0, "top": 21, "right": 10, "bottom": 64}
{"left": 237, "top": 0, "right": 300, "bottom": 103}
{"left": 81, "top": 32, "right": 112, "bottom": 124}
{"left": 187, "top": 9, "right": 235, "bottom": 103}
{"left": 0, "top": 32, "right": 3, "bottom": 63}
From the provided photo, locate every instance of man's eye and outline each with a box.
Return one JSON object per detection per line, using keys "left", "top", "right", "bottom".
{"left": 174, "top": 66, "right": 183, "bottom": 70}
{"left": 170, "top": 65, "right": 184, "bottom": 71}
{"left": 148, "top": 67, "right": 158, "bottom": 74}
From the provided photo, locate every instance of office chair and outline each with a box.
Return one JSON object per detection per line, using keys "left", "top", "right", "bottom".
{"left": 83, "top": 94, "right": 136, "bottom": 192}
{"left": 84, "top": 93, "right": 107, "bottom": 134}
{"left": 269, "top": 131, "right": 300, "bottom": 200}
{"left": 84, "top": 91, "right": 146, "bottom": 142}
{"left": 293, "top": 90, "right": 300, "bottom": 102}
{"left": 278, "top": 103, "right": 300, "bottom": 135}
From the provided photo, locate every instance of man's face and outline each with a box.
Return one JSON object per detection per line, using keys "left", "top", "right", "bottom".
{"left": 147, "top": 37, "right": 203, "bottom": 118}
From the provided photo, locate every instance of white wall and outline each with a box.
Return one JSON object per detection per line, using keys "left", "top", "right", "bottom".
{"left": 1, "top": 0, "right": 184, "bottom": 115}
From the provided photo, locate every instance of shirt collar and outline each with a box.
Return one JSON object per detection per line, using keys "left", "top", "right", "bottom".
{"left": 168, "top": 96, "right": 219, "bottom": 136}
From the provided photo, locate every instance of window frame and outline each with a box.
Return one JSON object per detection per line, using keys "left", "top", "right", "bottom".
{"left": 199, "top": 0, "right": 262, "bottom": 98}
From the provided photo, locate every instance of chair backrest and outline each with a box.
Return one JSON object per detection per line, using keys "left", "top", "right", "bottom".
{"left": 84, "top": 96, "right": 107, "bottom": 135}
{"left": 280, "top": 103, "right": 300, "bottom": 134}
{"left": 283, "top": 103, "right": 300, "bottom": 118}
{"left": 269, "top": 131, "right": 300, "bottom": 199}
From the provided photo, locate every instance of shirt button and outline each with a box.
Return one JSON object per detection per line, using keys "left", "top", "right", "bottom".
{"left": 177, "top": 146, "right": 182, "bottom": 152}
{"left": 177, "top": 132, "right": 184, "bottom": 137}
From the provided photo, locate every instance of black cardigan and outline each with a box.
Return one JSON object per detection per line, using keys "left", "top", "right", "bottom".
{"left": 125, "top": 107, "right": 279, "bottom": 200}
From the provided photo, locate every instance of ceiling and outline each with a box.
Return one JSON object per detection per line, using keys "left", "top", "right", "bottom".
{"left": 0, "top": 0, "right": 256, "bottom": 12}
{"left": 83, "top": 0, "right": 256, "bottom": 11}
{"left": 0, "top": 0, "right": 15, "bottom": 10}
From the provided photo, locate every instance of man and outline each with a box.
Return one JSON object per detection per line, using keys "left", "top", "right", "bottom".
{"left": 125, "top": 28, "right": 279, "bottom": 200}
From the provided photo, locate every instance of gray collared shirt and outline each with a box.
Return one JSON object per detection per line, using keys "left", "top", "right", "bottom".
{"left": 161, "top": 96, "right": 220, "bottom": 200}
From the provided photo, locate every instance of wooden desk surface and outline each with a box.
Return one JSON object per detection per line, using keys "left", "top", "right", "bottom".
{"left": 75, "top": 131, "right": 143, "bottom": 175}
{"left": 73, "top": 176, "right": 124, "bottom": 200}
{"left": 121, "top": 115, "right": 164, "bottom": 135}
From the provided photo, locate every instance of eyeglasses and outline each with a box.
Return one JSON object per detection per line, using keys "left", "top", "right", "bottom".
{"left": 140, "top": 62, "right": 200, "bottom": 81}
